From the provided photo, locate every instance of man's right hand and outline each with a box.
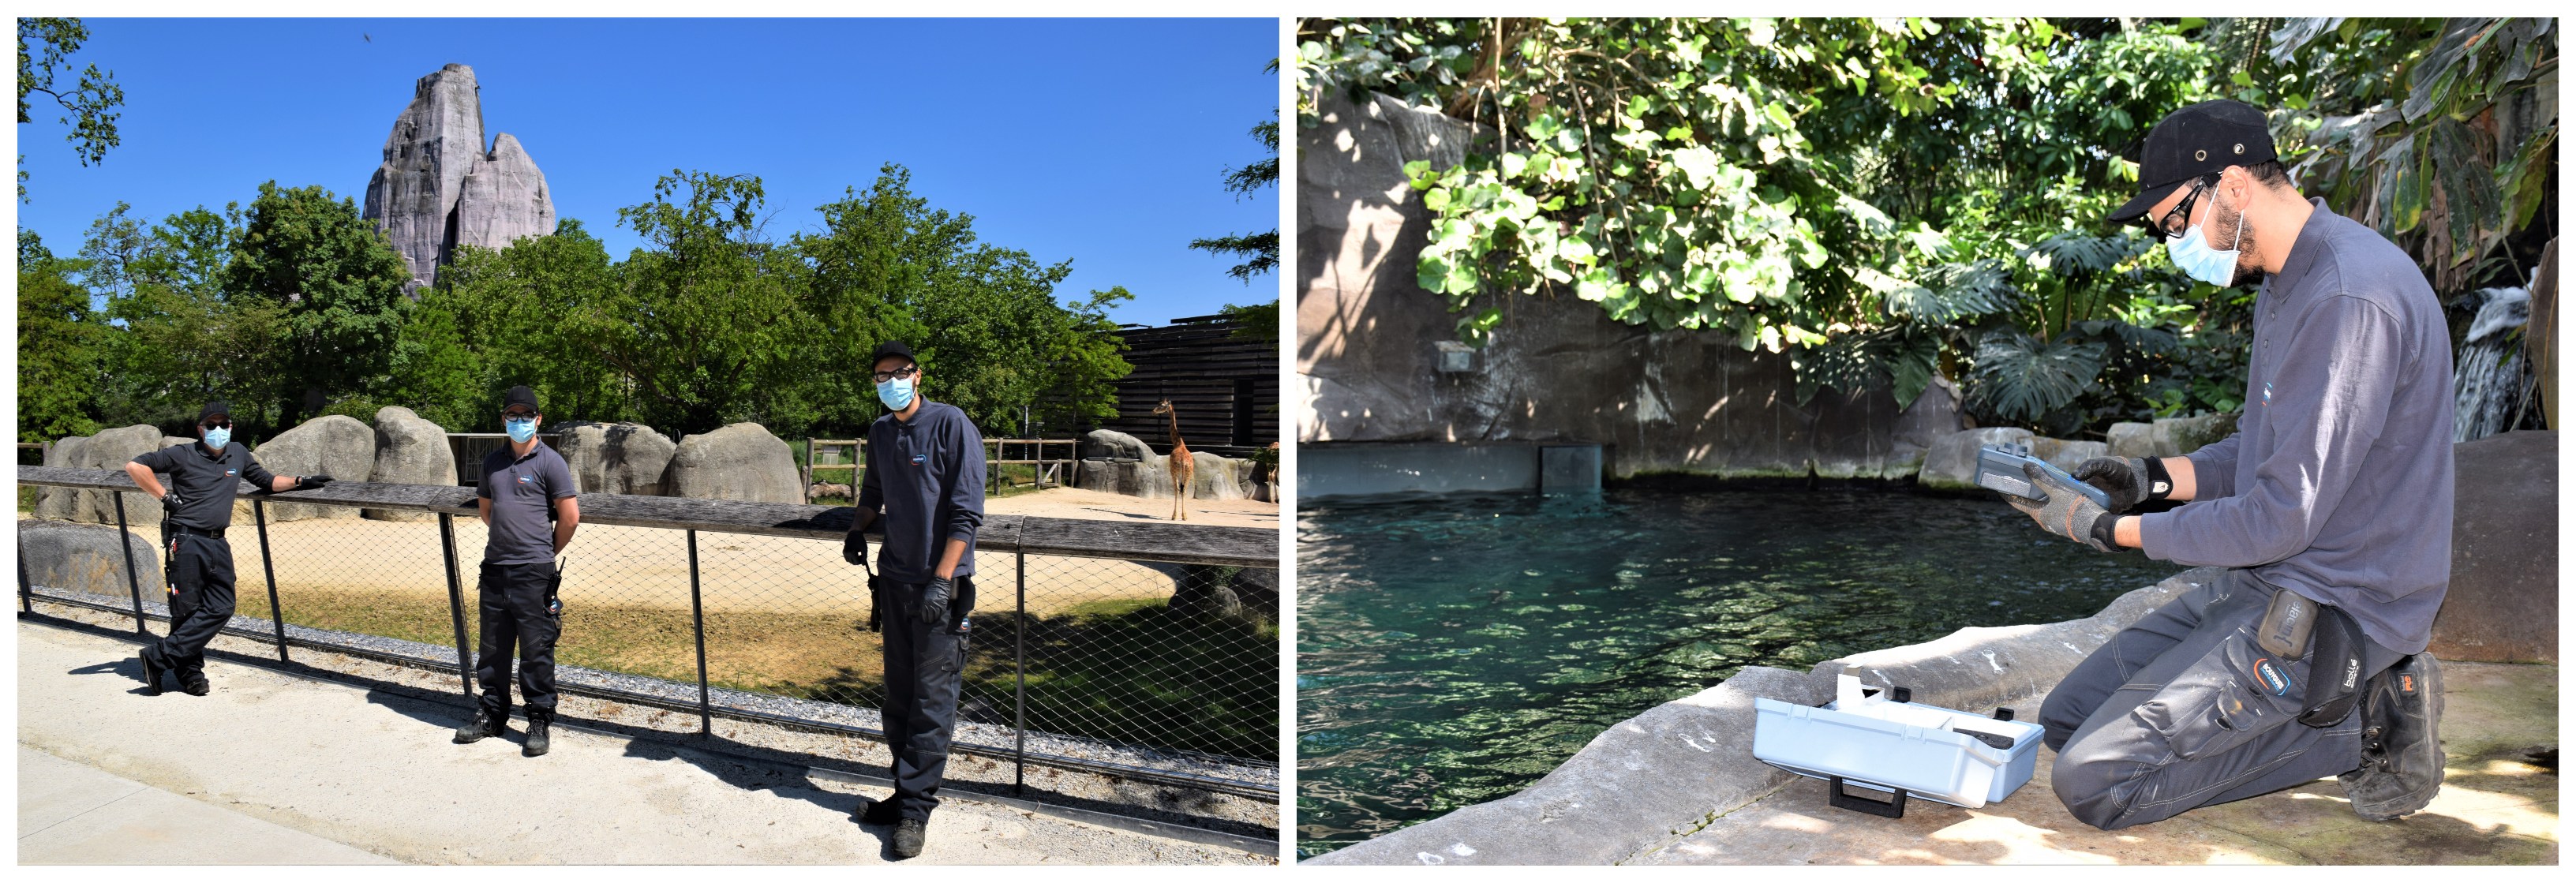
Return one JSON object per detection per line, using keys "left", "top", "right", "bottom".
{"left": 160, "top": 489, "right": 186, "bottom": 511}
{"left": 842, "top": 532, "right": 869, "bottom": 568}
{"left": 2072, "top": 456, "right": 2166, "bottom": 513}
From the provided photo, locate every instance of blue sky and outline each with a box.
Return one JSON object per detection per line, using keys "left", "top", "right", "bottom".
{"left": 15, "top": 17, "right": 1282, "bottom": 324}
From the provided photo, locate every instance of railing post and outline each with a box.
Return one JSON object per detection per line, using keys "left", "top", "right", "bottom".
{"left": 253, "top": 499, "right": 290, "bottom": 663}
{"left": 18, "top": 527, "right": 33, "bottom": 615}
{"left": 687, "top": 529, "right": 713, "bottom": 737}
{"left": 439, "top": 514, "right": 475, "bottom": 702}
{"left": 1015, "top": 547, "right": 1028, "bottom": 795}
{"left": 112, "top": 488, "right": 148, "bottom": 634}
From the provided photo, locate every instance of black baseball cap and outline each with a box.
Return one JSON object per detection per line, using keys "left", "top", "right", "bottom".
{"left": 504, "top": 385, "right": 541, "bottom": 413}
{"left": 199, "top": 400, "right": 230, "bottom": 423}
{"left": 2106, "top": 99, "right": 2280, "bottom": 223}
{"left": 870, "top": 341, "right": 916, "bottom": 368}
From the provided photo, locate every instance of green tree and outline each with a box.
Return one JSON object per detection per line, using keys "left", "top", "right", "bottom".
{"left": 1189, "top": 62, "right": 1282, "bottom": 284}
{"left": 219, "top": 181, "right": 414, "bottom": 430}
{"left": 91, "top": 202, "right": 281, "bottom": 435}
{"left": 417, "top": 219, "right": 627, "bottom": 429}
{"left": 17, "top": 17, "right": 123, "bottom": 201}
{"left": 17, "top": 230, "right": 107, "bottom": 441}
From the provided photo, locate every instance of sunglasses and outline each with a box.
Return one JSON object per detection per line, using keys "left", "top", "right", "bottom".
{"left": 200, "top": 420, "right": 233, "bottom": 430}
{"left": 501, "top": 410, "right": 539, "bottom": 421}
{"left": 871, "top": 366, "right": 919, "bottom": 383}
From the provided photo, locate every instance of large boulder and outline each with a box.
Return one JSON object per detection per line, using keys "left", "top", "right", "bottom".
{"left": 662, "top": 423, "right": 803, "bottom": 503}
{"left": 2029, "top": 437, "right": 2109, "bottom": 472}
{"left": 1915, "top": 427, "right": 2033, "bottom": 491}
{"left": 2107, "top": 413, "right": 2241, "bottom": 459}
{"left": 553, "top": 421, "right": 676, "bottom": 496}
{"left": 36, "top": 425, "right": 178, "bottom": 525}
{"left": 251, "top": 416, "right": 376, "bottom": 522}
{"left": 1077, "top": 429, "right": 1173, "bottom": 498}
{"left": 31, "top": 434, "right": 92, "bottom": 521}
{"left": 366, "top": 406, "right": 456, "bottom": 522}
{"left": 2106, "top": 421, "right": 2160, "bottom": 458}
{"left": 1188, "top": 451, "right": 1255, "bottom": 500}
{"left": 1885, "top": 375, "right": 1968, "bottom": 477}
{"left": 19, "top": 518, "right": 161, "bottom": 598}
{"left": 2431, "top": 430, "right": 2555, "bottom": 662}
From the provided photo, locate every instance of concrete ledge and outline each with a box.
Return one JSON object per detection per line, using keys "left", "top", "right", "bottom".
{"left": 1306, "top": 567, "right": 2223, "bottom": 865}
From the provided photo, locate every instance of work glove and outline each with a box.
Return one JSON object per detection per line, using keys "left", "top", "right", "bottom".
{"left": 2005, "top": 462, "right": 2120, "bottom": 552}
{"left": 843, "top": 532, "right": 869, "bottom": 568}
{"left": 296, "top": 473, "right": 335, "bottom": 490}
{"left": 160, "top": 489, "right": 187, "bottom": 511}
{"left": 919, "top": 576, "right": 953, "bottom": 625}
{"left": 2070, "top": 456, "right": 2169, "bottom": 514}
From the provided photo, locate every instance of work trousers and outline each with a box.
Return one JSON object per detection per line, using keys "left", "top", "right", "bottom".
{"left": 882, "top": 575, "right": 975, "bottom": 821}
{"left": 142, "top": 533, "right": 237, "bottom": 685}
{"left": 2040, "top": 568, "right": 2403, "bottom": 829}
{"left": 474, "top": 562, "right": 560, "bottom": 714}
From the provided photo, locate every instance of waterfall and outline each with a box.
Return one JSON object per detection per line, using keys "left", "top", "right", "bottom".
{"left": 2454, "top": 286, "right": 2534, "bottom": 443}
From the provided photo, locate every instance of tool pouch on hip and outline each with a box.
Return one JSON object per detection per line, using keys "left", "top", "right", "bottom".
{"left": 2295, "top": 601, "right": 2368, "bottom": 728}
{"left": 545, "top": 559, "right": 565, "bottom": 618}
{"left": 2256, "top": 588, "right": 2320, "bottom": 660}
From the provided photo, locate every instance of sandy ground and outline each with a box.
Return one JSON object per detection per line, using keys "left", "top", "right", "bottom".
{"left": 18, "top": 619, "right": 1272, "bottom": 865}
{"left": 987, "top": 485, "right": 1282, "bottom": 531}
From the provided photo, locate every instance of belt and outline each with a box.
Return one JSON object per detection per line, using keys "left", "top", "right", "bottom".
{"left": 167, "top": 524, "right": 227, "bottom": 540}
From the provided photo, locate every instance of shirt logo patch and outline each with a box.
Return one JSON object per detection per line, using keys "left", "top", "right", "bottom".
{"left": 518, "top": 473, "right": 534, "bottom": 486}
{"left": 225, "top": 468, "right": 238, "bottom": 477}
{"left": 911, "top": 454, "right": 927, "bottom": 466}
{"left": 2253, "top": 657, "right": 2293, "bottom": 696}
{"left": 2261, "top": 382, "right": 2273, "bottom": 407}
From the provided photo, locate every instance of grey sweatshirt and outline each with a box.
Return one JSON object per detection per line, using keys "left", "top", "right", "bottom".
{"left": 2139, "top": 200, "right": 2455, "bottom": 653}
{"left": 856, "top": 400, "right": 987, "bottom": 584}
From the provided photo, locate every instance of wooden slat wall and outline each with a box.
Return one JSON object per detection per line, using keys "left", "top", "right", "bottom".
{"left": 1094, "top": 313, "right": 1278, "bottom": 453}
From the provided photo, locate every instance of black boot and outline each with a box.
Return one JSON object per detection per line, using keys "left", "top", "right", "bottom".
{"left": 890, "top": 818, "right": 927, "bottom": 859}
{"left": 2342, "top": 653, "right": 2447, "bottom": 820}
{"left": 853, "top": 797, "right": 900, "bottom": 826}
{"left": 181, "top": 675, "right": 211, "bottom": 697}
{"left": 137, "top": 651, "right": 164, "bottom": 696}
{"left": 522, "top": 706, "right": 553, "bottom": 757}
{"left": 454, "top": 702, "right": 507, "bottom": 744}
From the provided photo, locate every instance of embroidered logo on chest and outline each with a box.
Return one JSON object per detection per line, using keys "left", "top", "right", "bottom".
{"left": 225, "top": 468, "right": 238, "bottom": 477}
{"left": 2261, "top": 381, "right": 2274, "bottom": 407}
{"left": 910, "top": 454, "right": 927, "bottom": 466}
{"left": 518, "top": 473, "right": 535, "bottom": 487}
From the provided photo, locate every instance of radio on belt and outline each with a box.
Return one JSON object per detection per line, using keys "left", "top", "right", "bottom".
{"left": 1975, "top": 443, "right": 2111, "bottom": 509}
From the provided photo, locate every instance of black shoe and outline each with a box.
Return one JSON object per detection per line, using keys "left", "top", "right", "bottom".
{"left": 522, "top": 707, "right": 553, "bottom": 758}
{"left": 2342, "top": 653, "right": 2447, "bottom": 820}
{"left": 890, "top": 818, "right": 926, "bottom": 859}
{"left": 137, "top": 652, "right": 163, "bottom": 696}
{"left": 853, "top": 797, "right": 900, "bottom": 826}
{"left": 181, "top": 678, "right": 211, "bottom": 697}
{"left": 454, "top": 705, "right": 506, "bottom": 744}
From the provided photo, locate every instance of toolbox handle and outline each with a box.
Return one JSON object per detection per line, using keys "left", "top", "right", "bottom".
{"left": 1826, "top": 776, "right": 1909, "bottom": 819}
{"left": 1993, "top": 707, "right": 2016, "bottom": 721}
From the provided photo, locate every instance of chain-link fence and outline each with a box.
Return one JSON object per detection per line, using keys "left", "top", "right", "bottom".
{"left": 17, "top": 466, "right": 1279, "bottom": 794}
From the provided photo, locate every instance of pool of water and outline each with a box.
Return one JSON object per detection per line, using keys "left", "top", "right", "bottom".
{"left": 1295, "top": 485, "right": 2188, "bottom": 858}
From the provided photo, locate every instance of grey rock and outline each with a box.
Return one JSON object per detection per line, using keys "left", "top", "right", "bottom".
{"left": 553, "top": 421, "right": 675, "bottom": 496}
{"left": 1188, "top": 451, "right": 1255, "bottom": 500}
{"left": 32, "top": 434, "right": 92, "bottom": 522}
{"left": 2106, "top": 421, "right": 2159, "bottom": 458}
{"left": 1887, "top": 375, "right": 1968, "bottom": 477}
{"left": 662, "top": 423, "right": 803, "bottom": 504}
{"left": 2432, "top": 430, "right": 2555, "bottom": 662}
{"left": 2029, "top": 437, "right": 2108, "bottom": 472}
{"left": 37, "top": 425, "right": 174, "bottom": 525}
{"left": 1917, "top": 427, "right": 2034, "bottom": 491}
{"left": 1073, "top": 431, "right": 1252, "bottom": 500}
{"left": 1080, "top": 428, "right": 1155, "bottom": 462}
{"left": 361, "top": 64, "right": 555, "bottom": 294}
{"left": 2159, "top": 412, "right": 2237, "bottom": 455}
{"left": 251, "top": 416, "right": 376, "bottom": 521}
{"left": 366, "top": 406, "right": 456, "bottom": 521}
{"left": 18, "top": 518, "right": 160, "bottom": 599}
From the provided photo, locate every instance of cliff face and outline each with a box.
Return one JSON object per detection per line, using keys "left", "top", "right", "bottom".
{"left": 361, "top": 64, "right": 555, "bottom": 294}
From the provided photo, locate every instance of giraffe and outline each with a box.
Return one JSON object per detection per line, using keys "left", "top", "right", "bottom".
{"left": 1151, "top": 399, "right": 1192, "bottom": 522}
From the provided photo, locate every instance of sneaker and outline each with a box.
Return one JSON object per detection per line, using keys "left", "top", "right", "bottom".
{"left": 137, "top": 652, "right": 164, "bottom": 696}
{"left": 853, "top": 797, "right": 900, "bottom": 826}
{"left": 454, "top": 705, "right": 506, "bottom": 744}
{"left": 522, "top": 707, "right": 553, "bottom": 758}
{"left": 2341, "top": 653, "right": 2447, "bottom": 820}
{"left": 890, "top": 818, "right": 927, "bottom": 859}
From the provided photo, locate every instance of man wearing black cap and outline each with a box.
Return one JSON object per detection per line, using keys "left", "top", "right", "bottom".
{"left": 841, "top": 340, "right": 986, "bottom": 859}
{"left": 2011, "top": 99, "right": 2454, "bottom": 828}
{"left": 123, "top": 401, "right": 333, "bottom": 695}
{"left": 452, "top": 385, "right": 582, "bottom": 757}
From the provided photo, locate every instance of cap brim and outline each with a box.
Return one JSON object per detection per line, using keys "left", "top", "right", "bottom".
{"left": 2106, "top": 178, "right": 2188, "bottom": 223}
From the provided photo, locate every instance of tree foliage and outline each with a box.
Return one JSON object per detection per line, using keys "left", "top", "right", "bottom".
{"left": 1190, "top": 61, "right": 1283, "bottom": 283}
{"left": 17, "top": 17, "right": 124, "bottom": 200}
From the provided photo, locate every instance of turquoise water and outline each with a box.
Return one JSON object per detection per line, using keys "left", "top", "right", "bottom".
{"left": 1295, "top": 485, "right": 2187, "bottom": 858}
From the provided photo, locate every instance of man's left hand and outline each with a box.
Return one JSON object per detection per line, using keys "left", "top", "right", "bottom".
{"left": 919, "top": 577, "right": 953, "bottom": 625}
{"left": 2006, "top": 462, "right": 2121, "bottom": 552}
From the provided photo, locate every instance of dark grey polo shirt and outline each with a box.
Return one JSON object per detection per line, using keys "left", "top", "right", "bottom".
{"left": 856, "top": 400, "right": 987, "bottom": 584}
{"left": 132, "top": 442, "right": 277, "bottom": 532}
{"left": 2139, "top": 200, "right": 2455, "bottom": 653}
{"left": 479, "top": 442, "right": 576, "bottom": 566}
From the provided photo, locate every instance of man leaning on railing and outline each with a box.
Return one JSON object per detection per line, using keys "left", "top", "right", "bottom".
{"left": 843, "top": 340, "right": 987, "bottom": 860}
{"left": 122, "top": 400, "right": 334, "bottom": 697}
{"left": 451, "top": 385, "right": 582, "bottom": 758}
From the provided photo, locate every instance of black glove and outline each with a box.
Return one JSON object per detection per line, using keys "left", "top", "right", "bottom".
{"left": 919, "top": 577, "right": 953, "bottom": 625}
{"left": 2071, "top": 456, "right": 2170, "bottom": 513}
{"left": 296, "top": 473, "right": 335, "bottom": 490}
{"left": 160, "top": 489, "right": 187, "bottom": 511}
{"left": 2005, "top": 462, "right": 2120, "bottom": 552}
{"left": 843, "top": 532, "right": 869, "bottom": 568}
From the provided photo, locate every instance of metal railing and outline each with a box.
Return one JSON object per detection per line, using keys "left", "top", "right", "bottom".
{"left": 17, "top": 466, "right": 1279, "bottom": 798}
{"left": 803, "top": 438, "right": 1084, "bottom": 496}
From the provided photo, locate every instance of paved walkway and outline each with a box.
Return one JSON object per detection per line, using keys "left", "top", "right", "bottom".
{"left": 1641, "top": 660, "right": 2557, "bottom": 864}
{"left": 17, "top": 620, "right": 1266, "bottom": 864}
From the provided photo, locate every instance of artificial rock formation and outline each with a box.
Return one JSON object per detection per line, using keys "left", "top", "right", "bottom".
{"left": 251, "top": 416, "right": 377, "bottom": 522}
{"left": 362, "top": 64, "right": 556, "bottom": 293}
{"left": 552, "top": 421, "right": 676, "bottom": 496}
{"left": 366, "top": 407, "right": 458, "bottom": 522}
{"left": 661, "top": 424, "right": 804, "bottom": 504}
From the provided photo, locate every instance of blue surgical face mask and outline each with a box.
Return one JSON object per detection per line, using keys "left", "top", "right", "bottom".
{"left": 2166, "top": 190, "right": 2247, "bottom": 287}
{"left": 877, "top": 376, "right": 916, "bottom": 410}
{"left": 202, "top": 427, "right": 230, "bottom": 450}
{"left": 506, "top": 417, "right": 537, "bottom": 443}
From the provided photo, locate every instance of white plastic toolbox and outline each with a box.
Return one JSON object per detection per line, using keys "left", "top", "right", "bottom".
{"left": 1751, "top": 672, "right": 2043, "bottom": 817}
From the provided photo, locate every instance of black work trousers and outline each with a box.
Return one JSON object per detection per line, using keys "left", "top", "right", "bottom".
{"left": 474, "top": 562, "right": 560, "bottom": 714}
{"left": 2040, "top": 568, "right": 2403, "bottom": 829}
{"left": 142, "top": 533, "right": 236, "bottom": 685}
{"left": 882, "top": 575, "right": 974, "bottom": 821}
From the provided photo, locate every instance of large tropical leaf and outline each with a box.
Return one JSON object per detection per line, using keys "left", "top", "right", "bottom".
{"left": 1881, "top": 260, "right": 2021, "bottom": 324}
{"left": 1968, "top": 331, "right": 2103, "bottom": 424}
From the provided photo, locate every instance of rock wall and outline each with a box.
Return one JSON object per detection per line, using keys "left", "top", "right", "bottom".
{"left": 1073, "top": 428, "right": 1255, "bottom": 499}
{"left": 1295, "top": 90, "right": 1959, "bottom": 479}
{"left": 361, "top": 63, "right": 555, "bottom": 294}
{"left": 2431, "top": 429, "right": 2556, "bottom": 662}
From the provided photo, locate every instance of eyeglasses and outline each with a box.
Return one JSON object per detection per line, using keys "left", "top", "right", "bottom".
{"left": 2151, "top": 177, "right": 2221, "bottom": 241}
{"left": 501, "top": 410, "right": 538, "bottom": 421}
{"left": 871, "top": 366, "right": 919, "bottom": 383}
{"left": 200, "top": 420, "right": 233, "bottom": 430}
